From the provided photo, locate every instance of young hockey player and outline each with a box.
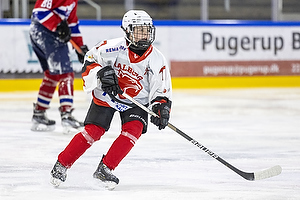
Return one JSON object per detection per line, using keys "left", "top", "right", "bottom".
{"left": 50, "top": 10, "right": 172, "bottom": 190}
{"left": 29, "top": 0, "right": 89, "bottom": 133}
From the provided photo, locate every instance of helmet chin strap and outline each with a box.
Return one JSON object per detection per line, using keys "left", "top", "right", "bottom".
{"left": 122, "top": 26, "right": 134, "bottom": 48}
{"left": 124, "top": 30, "right": 139, "bottom": 50}
{"left": 124, "top": 37, "right": 133, "bottom": 48}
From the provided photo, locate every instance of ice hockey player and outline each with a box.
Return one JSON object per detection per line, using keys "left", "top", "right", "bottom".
{"left": 29, "top": 0, "right": 89, "bottom": 133}
{"left": 50, "top": 10, "right": 172, "bottom": 190}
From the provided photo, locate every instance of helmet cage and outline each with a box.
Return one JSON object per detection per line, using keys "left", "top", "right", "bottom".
{"left": 125, "top": 24, "right": 155, "bottom": 50}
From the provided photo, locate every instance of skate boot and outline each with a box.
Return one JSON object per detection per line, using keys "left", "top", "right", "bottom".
{"left": 31, "top": 103, "right": 55, "bottom": 131}
{"left": 93, "top": 156, "right": 119, "bottom": 190}
{"left": 59, "top": 107, "right": 84, "bottom": 134}
{"left": 50, "top": 160, "right": 67, "bottom": 187}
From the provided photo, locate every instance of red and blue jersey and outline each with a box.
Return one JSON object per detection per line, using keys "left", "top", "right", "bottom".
{"left": 31, "top": 0, "right": 83, "bottom": 46}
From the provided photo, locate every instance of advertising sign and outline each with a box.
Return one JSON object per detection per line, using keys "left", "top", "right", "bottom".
{"left": 1, "top": 20, "right": 300, "bottom": 77}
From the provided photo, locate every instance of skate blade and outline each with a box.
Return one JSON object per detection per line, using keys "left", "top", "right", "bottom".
{"left": 50, "top": 177, "right": 62, "bottom": 187}
{"left": 94, "top": 178, "right": 117, "bottom": 190}
{"left": 104, "top": 181, "right": 117, "bottom": 190}
{"left": 31, "top": 123, "right": 55, "bottom": 132}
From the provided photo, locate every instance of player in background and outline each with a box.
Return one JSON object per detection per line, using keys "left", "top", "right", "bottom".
{"left": 29, "top": 0, "right": 89, "bottom": 133}
{"left": 50, "top": 10, "right": 172, "bottom": 190}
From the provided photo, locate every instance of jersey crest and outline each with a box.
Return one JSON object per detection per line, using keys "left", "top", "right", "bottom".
{"left": 115, "top": 62, "right": 143, "bottom": 98}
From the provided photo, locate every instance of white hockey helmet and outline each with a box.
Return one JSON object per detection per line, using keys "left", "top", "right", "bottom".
{"left": 121, "top": 10, "right": 155, "bottom": 50}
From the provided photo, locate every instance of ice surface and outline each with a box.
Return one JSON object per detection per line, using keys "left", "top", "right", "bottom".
{"left": 0, "top": 88, "right": 299, "bottom": 200}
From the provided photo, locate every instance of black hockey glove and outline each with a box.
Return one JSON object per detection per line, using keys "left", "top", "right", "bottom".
{"left": 97, "top": 65, "right": 122, "bottom": 96}
{"left": 76, "top": 45, "right": 89, "bottom": 64}
{"left": 150, "top": 98, "right": 172, "bottom": 130}
{"left": 56, "top": 20, "right": 71, "bottom": 43}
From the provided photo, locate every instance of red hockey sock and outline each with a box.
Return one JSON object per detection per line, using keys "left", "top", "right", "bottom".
{"left": 103, "top": 120, "right": 143, "bottom": 170}
{"left": 36, "top": 70, "right": 59, "bottom": 110}
{"left": 58, "top": 124, "right": 105, "bottom": 168}
{"left": 58, "top": 133, "right": 91, "bottom": 168}
{"left": 58, "top": 72, "right": 74, "bottom": 112}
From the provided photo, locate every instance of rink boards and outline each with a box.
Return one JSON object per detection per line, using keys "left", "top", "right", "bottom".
{"left": 1, "top": 75, "right": 300, "bottom": 91}
{"left": 1, "top": 20, "right": 300, "bottom": 91}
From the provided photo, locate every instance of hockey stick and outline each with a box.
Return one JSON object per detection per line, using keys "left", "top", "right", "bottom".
{"left": 121, "top": 92, "right": 282, "bottom": 181}
{"left": 70, "top": 39, "right": 84, "bottom": 55}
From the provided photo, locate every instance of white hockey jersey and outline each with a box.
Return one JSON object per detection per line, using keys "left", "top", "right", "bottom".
{"left": 82, "top": 37, "right": 172, "bottom": 112}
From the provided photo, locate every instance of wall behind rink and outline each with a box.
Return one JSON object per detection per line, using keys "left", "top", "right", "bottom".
{"left": 0, "top": 19, "right": 300, "bottom": 91}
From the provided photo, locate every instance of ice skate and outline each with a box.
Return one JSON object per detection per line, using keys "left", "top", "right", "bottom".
{"left": 60, "top": 107, "right": 84, "bottom": 134}
{"left": 93, "top": 156, "right": 119, "bottom": 190}
{"left": 50, "top": 160, "right": 67, "bottom": 187}
{"left": 31, "top": 103, "right": 55, "bottom": 132}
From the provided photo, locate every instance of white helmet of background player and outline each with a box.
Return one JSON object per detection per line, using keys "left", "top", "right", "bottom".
{"left": 122, "top": 10, "right": 155, "bottom": 50}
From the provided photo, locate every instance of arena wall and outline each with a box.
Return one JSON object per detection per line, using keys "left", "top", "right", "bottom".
{"left": 0, "top": 19, "right": 299, "bottom": 91}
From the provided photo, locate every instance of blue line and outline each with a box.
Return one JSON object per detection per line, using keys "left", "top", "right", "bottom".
{"left": 153, "top": 20, "right": 300, "bottom": 26}
{"left": 79, "top": 20, "right": 122, "bottom": 26}
{"left": 1, "top": 19, "right": 300, "bottom": 26}
{"left": 0, "top": 19, "right": 31, "bottom": 25}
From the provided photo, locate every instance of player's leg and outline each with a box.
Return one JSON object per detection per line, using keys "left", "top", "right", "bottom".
{"left": 102, "top": 120, "right": 143, "bottom": 170}
{"left": 92, "top": 120, "right": 143, "bottom": 189}
{"left": 93, "top": 106, "right": 148, "bottom": 189}
{"left": 31, "top": 70, "right": 60, "bottom": 131}
{"left": 57, "top": 72, "right": 84, "bottom": 133}
{"left": 29, "top": 24, "right": 60, "bottom": 131}
{"left": 45, "top": 38, "right": 83, "bottom": 133}
{"left": 50, "top": 124, "right": 105, "bottom": 186}
{"left": 50, "top": 101, "right": 115, "bottom": 186}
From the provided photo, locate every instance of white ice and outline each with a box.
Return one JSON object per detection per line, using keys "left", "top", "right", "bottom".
{"left": 0, "top": 88, "right": 299, "bottom": 200}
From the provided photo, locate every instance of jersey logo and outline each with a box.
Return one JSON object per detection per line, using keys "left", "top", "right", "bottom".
{"left": 105, "top": 45, "right": 126, "bottom": 53}
{"left": 115, "top": 63, "right": 143, "bottom": 98}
